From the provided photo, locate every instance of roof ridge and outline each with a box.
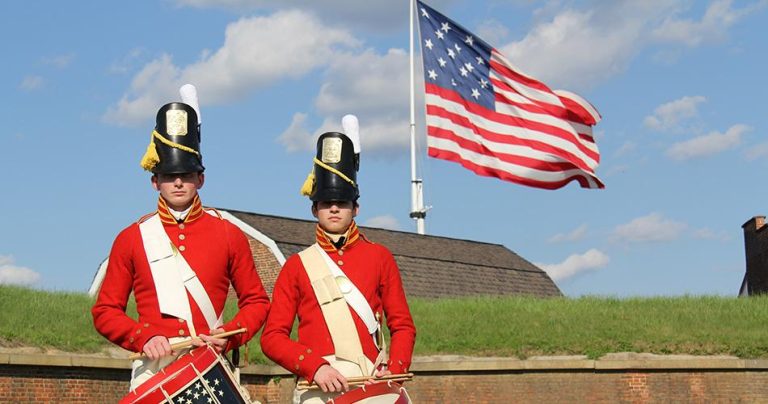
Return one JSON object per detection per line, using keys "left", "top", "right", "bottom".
{"left": 215, "top": 207, "right": 508, "bottom": 247}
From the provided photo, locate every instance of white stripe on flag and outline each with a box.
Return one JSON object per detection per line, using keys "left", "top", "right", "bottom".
{"left": 429, "top": 136, "right": 601, "bottom": 186}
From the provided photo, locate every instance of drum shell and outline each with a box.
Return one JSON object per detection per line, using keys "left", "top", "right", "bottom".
{"left": 120, "top": 345, "right": 248, "bottom": 404}
{"left": 330, "top": 382, "right": 411, "bottom": 404}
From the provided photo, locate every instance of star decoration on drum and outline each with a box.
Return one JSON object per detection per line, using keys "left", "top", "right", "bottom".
{"left": 167, "top": 362, "right": 243, "bottom": 403}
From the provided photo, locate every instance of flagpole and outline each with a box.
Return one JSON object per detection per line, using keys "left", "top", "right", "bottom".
{"left": 410, "top": 0, "right": 427, "bottom": 235}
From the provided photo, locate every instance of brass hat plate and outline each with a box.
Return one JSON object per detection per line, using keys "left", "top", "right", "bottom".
{"left": 166, "top": 110, "right": 188, "bottom": 137}
{"left": 321, "top": 137, "right": 342, "bottom": 164}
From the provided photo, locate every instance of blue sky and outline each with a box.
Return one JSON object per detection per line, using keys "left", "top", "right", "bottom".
{"left": 1, "top": 0, "right": 766, "bottom": 296}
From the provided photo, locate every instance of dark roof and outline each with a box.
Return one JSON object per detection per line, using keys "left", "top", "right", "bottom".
{"left": 224, "top": 208, "right": 561, "bottom": 298}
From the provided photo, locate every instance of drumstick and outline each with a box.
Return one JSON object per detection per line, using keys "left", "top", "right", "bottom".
{"left": 128, "top": 327, "right": 247, "bottom": 360}
{"left": 296, "top": 376, "right": 414, "bottom": 391}
{"left": 295, "top": 373, "right": 414, "bottom": 390}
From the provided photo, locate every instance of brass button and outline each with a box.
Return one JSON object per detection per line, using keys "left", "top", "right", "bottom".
{"left": 337, "top": 260, "right": 344, "bottom": 266}
{"left": 179, "top": 319, "right": 185, "bottom": 323}
{"left": 136, "top": 329, "right": 141, "bottom": 334}
{"left": 179, "top": 234, "right": 186, "bottom": 240}
{"left": 294, "top": 364, "right": 300, "bottom": 370}
{"left": 129, "top": 337, "right": 134, "bottom": 343}
{"left": 299, "top": 355, "right": 304, "bottom": 361}
{"left": 144, "top": 323, "right": 149, "bottom": 328}
{"left": 179, "top": 329, "right": 185, "bottom": 335}
{"left": 236, "top": 322, "right": 241, "bottom": 327}
{"left": 179, "top": 245, "right": 186, "bottom": 252}
{"left": 307, "top": 348, "right": 312, "bottom": 354}
{"left": 179, "top": 224, "right": 185, "bottom": 230}
{"left": 338, "top": 250, "right": 344, "bottom": 256}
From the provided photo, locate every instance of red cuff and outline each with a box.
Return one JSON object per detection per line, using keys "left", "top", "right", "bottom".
{"left": 296, "top": 349, "right": 330, "bottom": 383}
{"left": 130, "top": 323, "right": 162, "bottom": 353}
{"left": 387, "top": 358, "right": 411, "bottom": 375}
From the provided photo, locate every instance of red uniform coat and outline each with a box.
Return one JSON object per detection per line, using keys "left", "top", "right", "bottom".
{"left": 92, "top": 196, "right": 270, "bottom": 353}
{"left": 260, "top": 223, "right": 416, "bottom": 382}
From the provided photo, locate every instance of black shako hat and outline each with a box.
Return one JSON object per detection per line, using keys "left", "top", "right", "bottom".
{"left": 140, "top": 85, "right": 204, "bottom": 174}
{"left": 300, "top": 115, "right": 361, "bottom": 202}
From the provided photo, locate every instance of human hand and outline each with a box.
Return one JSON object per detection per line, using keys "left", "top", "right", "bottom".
{"left": 312, "top": 364, "right": 349, "bottom": 393}
{"left": 365, "top": 367, "right": 392, "bottom": 385}
{"left": 195, "top": 328, "right": 227, "bottom": 353}
{"left": 142, "top": 335, "right": 173, "bottom": 360}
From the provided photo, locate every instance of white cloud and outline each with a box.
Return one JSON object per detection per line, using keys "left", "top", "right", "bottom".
{"left": 20, "top": 75, "right": 44, "bottom": 91}
{"left": 475, "top": 19, "right": 510, "bottom": 46}
{"left": 104, "top": 10, "right": 360, "bottom": 126}
{"left": 612, "top": 212, "right": 687, "bottom": 243}
{"left": 108, "top": 48, "right": 146, "bottom": 75}
{"left": 693, "top": 228, "right": 731, "bottom": 241}
{"left": 42, "top": 53, "right": 75, "bottom": 69}
{"left": 613, "top": 141, "right": 637, "bottom": 158}
{"left": 666, "top": 124, "right": 750, "bottom": 160}
{"left": 651, "top": 0, "right": 764, "bottom": 47}
{"left": 277, "top": 113, "right": 315, "bottom": 152}
{"left": 643, "top": 95, "right": 706, "bottom": 132}
{"left": 537, "top": 249, "right": 609, "bottom": 282}
{"left": 497, "top": 1, "right": 763, "bottom": 90}
{"left": 279, "top": 48, "right": 412, "bottom": 154}
{"left": 499, "top": 2, "right": 671, "bottom": 90}
{"left": 0, "top": 255, "right": 41, "bottom": 286}
{"left": 548, "top": 224, "right": 588, "bottom": 243}
{"left": 363, "top": 215, "right": 402, "bottom": 231}
{"left": 745, "top": 142, "right": 768, "bottom": 161}
{"left": 173, "top": 0, "right": 406, "bottom": 31}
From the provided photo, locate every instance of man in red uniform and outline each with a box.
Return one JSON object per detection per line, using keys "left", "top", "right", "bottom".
{"left": 92, "top": 85, "right": 270, "bottom": 391}
{"left": 261, "top": 115, "right": 416, "bottom": 403}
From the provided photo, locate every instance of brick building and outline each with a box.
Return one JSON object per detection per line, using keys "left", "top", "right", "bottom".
{"left": 740, "top": 216, "right": 768, "bottom": 296}
{"left": 89, "top": 209, "right": 561, "bottom": 298}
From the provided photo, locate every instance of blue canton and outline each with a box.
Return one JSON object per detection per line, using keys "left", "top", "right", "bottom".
{"left": 417, "top": 0, "right": 495, "bottom": 110}
{"left": 168, "top": 363, "right": 246, "bottom": 404}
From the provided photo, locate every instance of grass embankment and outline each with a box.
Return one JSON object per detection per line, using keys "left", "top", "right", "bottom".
{"left": 411, "top": 295, "right": 768, "bottom": 359}
{"left": 1, "top": 285, "right": 767, "bottom": 363}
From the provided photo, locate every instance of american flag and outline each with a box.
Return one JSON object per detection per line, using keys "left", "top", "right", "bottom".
{"left": 416, "top": 1, "right": 604, "bottom": 189}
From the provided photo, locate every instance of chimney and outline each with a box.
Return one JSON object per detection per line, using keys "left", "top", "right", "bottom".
{"left": 742, "top": 216, "right": 768, "bottom": 296}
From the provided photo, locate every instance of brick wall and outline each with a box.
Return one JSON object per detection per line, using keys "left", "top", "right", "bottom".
{"left": 3, "top": 360, "right": 768, "bottom": 403}
{"left": 247, "top": 236, "right": 283, "bottom": 297}
{"left": 224, "top": 235, "right": 283, "bottom": 299}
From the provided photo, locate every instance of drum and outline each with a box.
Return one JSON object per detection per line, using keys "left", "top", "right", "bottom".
{"left": 120, "top": 345, "right": 250, "bottom": 404}
{"left": 329, "top": 382, "right": 411, "bottom": 404}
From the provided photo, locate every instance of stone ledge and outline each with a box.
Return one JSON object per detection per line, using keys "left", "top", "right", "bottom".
{"left": 595, "top": 352, "right": 746, "bottom": 370}
{"left": 1, "top": 352, "right": 767, "bottom": 373}
{"left": 410, "top": 355, "right": 595, "bottom": 371}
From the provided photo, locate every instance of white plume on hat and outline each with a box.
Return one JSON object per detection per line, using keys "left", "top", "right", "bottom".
{"left": 342, "top": 114, "right": 360, "bottom": 154}
{"left": 179, "top": 84, "right": 201, "bottom": 125}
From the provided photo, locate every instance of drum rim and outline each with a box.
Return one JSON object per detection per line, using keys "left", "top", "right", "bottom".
{"left": 330, "top": 381, "right": 406, "bottom": 404}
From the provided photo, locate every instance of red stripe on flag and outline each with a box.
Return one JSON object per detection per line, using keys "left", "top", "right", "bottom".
{"left": 487, "top": 54, "right": 556, "bottom": 96}
{"left": 428, "top": 147, "right": 603, "bottom": 190}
